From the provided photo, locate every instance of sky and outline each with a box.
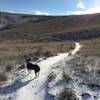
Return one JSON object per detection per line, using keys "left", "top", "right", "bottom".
{"left": 0, "top": 0, "right": 100, "bottom": 15}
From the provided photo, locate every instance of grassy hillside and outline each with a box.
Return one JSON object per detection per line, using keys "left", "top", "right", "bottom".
{"left": 0, "top": 13, "right": 100, "bottom": 41}
{"left": 0, "top": 12, "right": 100, "bottom": 65}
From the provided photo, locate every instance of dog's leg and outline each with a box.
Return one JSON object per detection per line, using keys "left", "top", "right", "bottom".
{"left": 35, "top": 72, "right": 37, "bottom": 77}
{"left": 27, "top": 70, "right": 29, "bottom": 75}
{"left": 37, "top": 72, "right": 39, "bottom": 77}
{"left": 34, "top": 71, "right": 37, "bottom": 79}
{"left": 28, "top": 70, "right": 31, "bottom": 75}
{"left": 29, "top": 70, "right": 31, "bottom": 74}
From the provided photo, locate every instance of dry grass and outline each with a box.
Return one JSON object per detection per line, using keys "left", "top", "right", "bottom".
{"left": 62, "top": 71, "right": 72, "bottom": 81}
{"left": 48, "top": 72, "right": 56, "bottom": 82}
{"left": 58, "top": 88, "right": 77, "bottom": 100}
{"left": 0, "top": 13, "right": 100, "bottom": 67}
{"left": 0, "top": 73, "right": 7, "bottom": 82}
{"left": 5, "top": 63, "right": 15, "bottom": 72}
{"left": 0, "top": 37, "right": 99, "bottom": 67}
{"left": 0, "top": 37, "right": 99, "bottom": 68}
{"left": 0, "top": 40, "right": 73, "bottom": 66}
{"left": 80, "top": 38, "right": 100, "bottom": 54}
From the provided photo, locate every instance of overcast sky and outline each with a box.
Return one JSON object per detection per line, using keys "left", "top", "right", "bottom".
{"left": 0, "top": 0, "right": 100, "bottom": 15}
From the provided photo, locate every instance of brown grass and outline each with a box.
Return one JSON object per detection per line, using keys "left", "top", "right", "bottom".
{"left": 0, "top": 73, "right": 7, "bottom": 82}
{"left": 0, "top": 40, "right": 73, "bottom": 65}
{"left": 0, "top": 37, "right": 99, "bottom": 67}
{"left": 0, "top": 13, "right": 100, "bottom": 66}
{"left": 1, "top": 13, "right": 100, "bottom": 42}
{"left": 80, "top": 38, "right": 100, "bottom": 54}
{"left": 0, "top": 37, "right": 99, "bottom": 66}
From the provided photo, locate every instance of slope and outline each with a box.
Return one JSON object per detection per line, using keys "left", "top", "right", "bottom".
{"left": 15, "top": 42, "right": 81, "bottom": 100}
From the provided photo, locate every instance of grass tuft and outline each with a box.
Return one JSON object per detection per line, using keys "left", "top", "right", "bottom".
{"left": 0, "top": 73, "right": 8, "bottom": 82}
{"left": 48, "top": 72, "right": 56, "bottom": 82}
{"left": 62, "top": 71, "right": 72, "bottom": 81}
{"left": 58, "top": 88, "right": 77, "bottom": 100}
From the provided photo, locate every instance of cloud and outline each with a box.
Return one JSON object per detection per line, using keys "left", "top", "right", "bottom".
{"left": 76, "top": 0, "right": 85, "bottom": 9}
{"left": 66, "top": 7, "right": 100, "bottom": 15}
{"left": 33, "top": 10, "right": 49, "bottom": 15}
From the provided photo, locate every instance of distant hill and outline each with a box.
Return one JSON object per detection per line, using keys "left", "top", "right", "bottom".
{"left": 0, "top": 12, "right": 100, "bottom": 41}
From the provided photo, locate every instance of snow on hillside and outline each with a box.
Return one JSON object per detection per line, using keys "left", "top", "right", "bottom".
{"left": 0, "top": 12, "right": 43, "bottom": 30}
{"left": 0, "top": 14, "right": 23, "bottom": 29}
{"left": 0, "top": 42, "right": 81, "bottom": 100}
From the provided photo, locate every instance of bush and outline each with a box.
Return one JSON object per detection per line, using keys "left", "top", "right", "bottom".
{"left": 58, "top": 88, "right": 77, "bottom": 100}
{"left": 62, "top": 71, "right": 72, "bottom": 81}
{"left": 34, "top": 47, "right": 43, "bottom": 57}
{"left": 43, "top": 51, "right": 53, "bottom": 57}
{"left": 0, "top": 73, "right": 8, "bottom": 82}
{"left": 96, "top": 68, "right": 100, "bottom": 75}
{"left": 48, "top": 72, "right": 56, "bottom": 82}
{"left": 5, "top": 64, "right": 15, "bottom": 71}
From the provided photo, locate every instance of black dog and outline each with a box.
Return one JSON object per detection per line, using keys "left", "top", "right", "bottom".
{"left": 25, "top": 58, "right": 40, "bottom": 78}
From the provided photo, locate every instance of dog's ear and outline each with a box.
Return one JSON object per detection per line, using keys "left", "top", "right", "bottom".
{"left": 25, "top": 57, "right": 31, "bottom": 62}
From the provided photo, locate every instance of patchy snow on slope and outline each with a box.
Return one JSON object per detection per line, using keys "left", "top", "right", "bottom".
{"left": 0, "top": 18, "right": 7, "bottom": 29}
{"left": 47, "top": 54, "right": 100, "bottom": 100}
{"left": 0, "top": 14, "right": 33, "bottom": 29}
{"left": 0, "top": 42, "right": 82, "bottom": 100}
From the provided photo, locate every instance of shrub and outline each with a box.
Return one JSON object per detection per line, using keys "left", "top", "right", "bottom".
{"left": 5, "top": 64, "right": 15, "bottom": 71}
{"left": 96, "top": 68, "right": 100, "bottom": 75}
{"left": 62, "top": 71, "right": 72, "bottom": 81}
{"left": 58, "top": 88, "right": 77, "bottom": 100}
{"left": 33, "top": 56, "right": 39, "bottom": 61}
{"left": 34, "top": 47, "right": 43, "bottom": 57}
{"left": 43, "top": 51, "right": 53, "bottom": 57}
{"left": 48, "top": 72, "right": 56, "bottom": 82}
{"left": 0, "top": 73, "right": 8, "bottom": 82}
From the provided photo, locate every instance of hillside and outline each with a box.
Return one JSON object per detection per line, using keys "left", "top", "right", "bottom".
{"left": 0, "top": 12, "right": 100, "bottom": 41}
{"left": 0, "top": 12, "right": 100, "bottom": 64}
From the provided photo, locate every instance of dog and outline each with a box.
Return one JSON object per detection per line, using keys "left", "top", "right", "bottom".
{"left": 25, "top": 58, "right": 40, "bottom": 78}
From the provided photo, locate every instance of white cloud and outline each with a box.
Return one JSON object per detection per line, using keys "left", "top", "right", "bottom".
{"left": 76, "top": 0, "right": 85, "bottom": 9}
{"left": 66, "top": 7, "right": 100, "bottom": 15}
{"left": 33, "top": 10, "right": 49, "bottom": 15}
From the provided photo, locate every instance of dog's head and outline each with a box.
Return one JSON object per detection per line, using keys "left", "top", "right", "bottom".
{"left": 25, "top": 58, "right": 31, "bottom": 63}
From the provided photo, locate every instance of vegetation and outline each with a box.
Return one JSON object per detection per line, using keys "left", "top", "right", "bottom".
{"left": 80, "top": 38, "right": 100, "bottom": 54}
{"left": 0, "top": 12, "right": 100, "bottom": 66}
{"left": 5, "top": 64, "right": 15, "bottom": 72}
{"left": 0, "top": 73, "right": 7, "bottom": 82}
{"left": 0, "top": 40, "right": 73, "bottom": 65}
{"left": 62, "top": 71, "right": 72, "bottom": 81}
{"left": 1, "top": 13, "right": 100, "bottom": 39}
{"left": 58, "top": 88, "right": 77, "bottom": 100}
{"left": 48, "top": 71, "right": 56, "bottom": 82}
